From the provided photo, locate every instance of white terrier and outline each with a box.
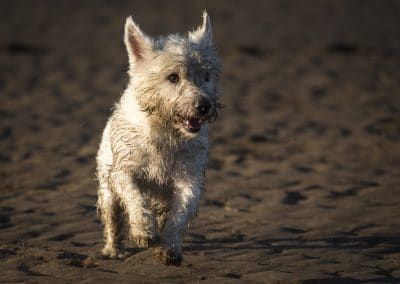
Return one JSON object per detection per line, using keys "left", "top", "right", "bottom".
{"left": 96, "top": 12, "right": 221, "bottom": 265}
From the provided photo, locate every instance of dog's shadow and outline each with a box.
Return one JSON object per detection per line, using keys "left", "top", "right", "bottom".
{"left": 184, "top": 232, "right": 400, "bottom": 282}
{"left": 186, "top": 233, "right": 400, "bottom": 253}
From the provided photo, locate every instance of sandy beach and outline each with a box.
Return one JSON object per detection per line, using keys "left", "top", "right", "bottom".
{"left": 1, "top": 1, "right": 400, "bottom": 282}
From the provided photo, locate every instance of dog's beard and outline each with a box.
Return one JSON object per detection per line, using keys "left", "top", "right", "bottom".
{"left": 137, "top": 93, "right": 218, "bottom": 140}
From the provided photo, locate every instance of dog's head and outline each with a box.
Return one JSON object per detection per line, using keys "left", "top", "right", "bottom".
{"left": 124, "top": 12, "right": 221, "bottom": 139}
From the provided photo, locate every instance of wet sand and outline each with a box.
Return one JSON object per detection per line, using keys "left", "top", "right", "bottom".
{"left": 1, "top": 1, "right": 400, "bottom": 282}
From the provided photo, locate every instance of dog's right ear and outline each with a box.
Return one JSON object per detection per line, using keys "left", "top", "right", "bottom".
{"left": 124, "top": 16, "right": 153, "bottom": 65}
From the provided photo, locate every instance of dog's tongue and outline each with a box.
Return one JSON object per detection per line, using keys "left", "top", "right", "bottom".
{"left": 186, "top": 117, "right": 202, "bottom": 132}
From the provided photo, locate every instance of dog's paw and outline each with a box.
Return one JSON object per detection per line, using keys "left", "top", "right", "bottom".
{"left": 153, "top": 246, "right": 183, "bottom": 266}
{"left": 131, "top": 233, "right": 161, "bottom": 248}
{"left": 100, "top": 246, "right": 128, "bottom": 260}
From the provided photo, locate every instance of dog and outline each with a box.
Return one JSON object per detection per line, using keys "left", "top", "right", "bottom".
{"left": 96, "top": 11, "right": 221, "bottom": 266}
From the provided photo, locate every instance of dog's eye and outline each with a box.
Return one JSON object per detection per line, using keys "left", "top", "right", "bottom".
{"left": 167, "top": 73, "right": 179, "bottom": 84}
{"left": 204, "top": 72, "right": 210, "bottom": 83}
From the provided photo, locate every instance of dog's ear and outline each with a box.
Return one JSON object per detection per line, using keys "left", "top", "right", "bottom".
{"left": 188, "top": 11, "right": 213, "bottom": 48}
{"left": 124, "top": 16, "right": 153, "bottom": 65}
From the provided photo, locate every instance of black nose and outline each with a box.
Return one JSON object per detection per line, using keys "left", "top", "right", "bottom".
{"left": 195, "top": 97, "right": 211, "bottom": 116}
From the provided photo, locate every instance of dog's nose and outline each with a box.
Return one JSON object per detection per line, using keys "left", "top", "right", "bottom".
{"left": 195, "top": 97, "right": 211, "bottom": 116}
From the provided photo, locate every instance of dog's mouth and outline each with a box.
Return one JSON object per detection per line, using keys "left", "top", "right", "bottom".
{"left": 182, "top": 117, "right": 205, "bottom": 133}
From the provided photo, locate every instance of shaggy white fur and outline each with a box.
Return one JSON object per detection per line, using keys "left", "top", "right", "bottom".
{"left": 96, "top": 11, "right": 221, "bottom": 266}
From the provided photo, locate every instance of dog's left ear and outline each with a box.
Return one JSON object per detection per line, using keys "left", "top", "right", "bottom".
{"left": 188, "top": 11, "right": 213, "bottom": 48}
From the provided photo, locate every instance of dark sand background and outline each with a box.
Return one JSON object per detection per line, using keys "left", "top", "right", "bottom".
{"left": 1, "top": 0, "right": 400, "bottom": 282}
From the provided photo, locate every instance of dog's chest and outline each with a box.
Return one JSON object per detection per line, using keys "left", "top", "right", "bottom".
{"left": 140, "top": 147, "right": 175, "bottom": 182}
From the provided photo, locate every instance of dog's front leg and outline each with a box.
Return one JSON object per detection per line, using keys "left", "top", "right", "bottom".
{"left": 110, "top": 170, "right": 160, "bottom": 248}
{"left": 154, "top": 177, "right": 203, "bottom": 265}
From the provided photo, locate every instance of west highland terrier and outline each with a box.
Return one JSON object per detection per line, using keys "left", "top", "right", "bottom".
{"left": 96, "top": 11, "right": 221, "bottom": 265}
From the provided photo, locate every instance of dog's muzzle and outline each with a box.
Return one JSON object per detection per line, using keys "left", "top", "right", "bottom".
{"left": 180, "top": 96, "right": 216, "bottom": 134}
{"left": 195, "top": 96, "right": 211, "bottom": 117}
